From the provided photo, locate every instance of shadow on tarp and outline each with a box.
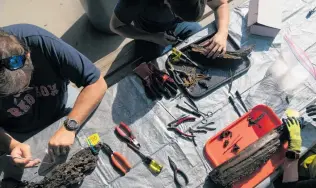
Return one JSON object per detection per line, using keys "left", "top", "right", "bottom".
{"left": 61, "top": 14, "right": 124, "bottom": 63}
{"left": 236, "top": 13, "right": 278, "bottom": 52}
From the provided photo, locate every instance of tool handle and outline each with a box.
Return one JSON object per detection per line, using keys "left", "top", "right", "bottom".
{"left": 174, "top": 169, "right": 189, "bottom": 186}
{"left": 127, "top": 143, "right": 146, "bottom": 159}
{"left": 235, "top": 91, "right": 248, "bottom": 112}
{"left": 177, "top": 116, "right": 195, "bottom": 124}
{"left": 120, "top": 122, "right": 135, "bottom": 138}
{"left": 174, "top": 128, "right": 195, "bottom": 137}
{"left": 228, "top": 96, "right": 242, "bottom": 117}
{"left": 176, "top": 105, "right": 201, "bottom": 117}
{"left": 149, "top": 160, "right": 163, "bottom": 174}
{"left": 193, "top": 129, "right": 208, "bottom": 134}
{"left": 112, "top": 152, "right": 132, "bottom": 174}
{"left": 115, "top": 126, "right": 131, "bottom": 141}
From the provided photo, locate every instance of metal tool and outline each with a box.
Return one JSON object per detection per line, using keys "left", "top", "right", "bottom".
{"left": 167, "top": 115, "right": 196, "bottom": 138}
{"left": 235, "top": 91, "right": 248, "bottom": 112}
{"left": 167, "top": 58, "right": 185, "bottom": 85}
{"left": 306, "top": 6, "right": 316, "bottom": 19}
{"left": 115, "top": 122, "right": 140, "bottom": 149}
{"left": 197, "top": 121, "right": 216, "bottom": 131}
{"left": 168, "top": 156, "right": 189, "bottom": 186}
{"left": 127, "top": 143, "right": 163, "bottom": 174}
{"left": 184, "top": 101, "right": 213, "bottom": 124}
{"left": 228, "top": 69, "right": 234, "bottom": 93}
{"left": 5, "top": 155, "right": 53, "bottom": 166}
{"left": 168, "top": 115, "right": 196, "bottom": 127}
{"left": 176, "top": 104, "right": 201, "bottom": 117}
{"left": 228, "top": 96, "right": 242, "bottom": 117}
{"left": 189, "top": 129, "right": 208, "bottom": 134}
{"left": 171, "top": 48, "right": 201, "bottom": 68}
{"left": 101, "top": 143, "right": 132, "bottom": 174}
{"left": 189, "top": 128, "right": 198, "bottom": 146}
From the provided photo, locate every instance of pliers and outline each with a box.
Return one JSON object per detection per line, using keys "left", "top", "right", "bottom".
{"left": 168, "top": 156, "right": 189, "bottom": 186}
{"left": 101, "top": 143, "right": 132, "bottom": 174}
{"left": 167, "top": 115, "right": 196, "bottom": 137}
{"left": 115, "top": 122, "right": 140, "bottom": 149}
{"left": 197, "top": 121, "right": 216, "bottom": 131}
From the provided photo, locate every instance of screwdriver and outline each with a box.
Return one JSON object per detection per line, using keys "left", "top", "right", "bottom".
{"left": 127, "top": 143, "right": 163, "bottom": 174}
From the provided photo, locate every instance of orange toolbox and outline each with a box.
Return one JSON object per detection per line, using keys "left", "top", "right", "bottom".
{"left": 205, "top": 104, "right": 287, "bottom": 188}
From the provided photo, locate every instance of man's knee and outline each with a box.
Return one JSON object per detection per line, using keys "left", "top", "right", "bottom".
{"left": 175, "top": 22, "right": 202, "bottom": 39}
{"left": 187, "top": 22, "right": 202, "bottom": 34}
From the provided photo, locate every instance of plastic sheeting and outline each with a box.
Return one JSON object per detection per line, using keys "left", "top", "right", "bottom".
{"left": 1, "top": 0, "right": 316, "bottom": 187}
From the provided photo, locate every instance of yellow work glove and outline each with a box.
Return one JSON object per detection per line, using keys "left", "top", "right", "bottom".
{"left": 301, "top": 154, "right": 316, "bottom": 178}
{"left": 283, "top": 117, "right": 302, "bottom": 153}
{"left": 302, "top": 154, "right": 316, "bottom": 169}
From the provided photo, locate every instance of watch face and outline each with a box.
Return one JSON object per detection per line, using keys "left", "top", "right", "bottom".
{"left": 286, "top": 151, "right": 299, "bottom": 159}
{"left": 66, "top": 119, "right": 79, "bottom": 131}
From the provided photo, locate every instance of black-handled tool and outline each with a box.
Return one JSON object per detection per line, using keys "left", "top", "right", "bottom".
{"left": 176, "top": 104, "right": 201, "bottom": 117}
{"left": 228, "top": 96, "right": 242, "bottom": 117}
{"left": 168, "top": 156, "right": 189, "bottom": 186}
{"left": 197, "top": 122, "right": 216, "bottom": 131}
{"left": 235, "top": 91, "right": 248, "bottom": 112}
{"left": 127, "top": 143, "right": 163, "bottom": 174}
{"left": 189, "top": 128, "right": 198, "bottom": 146}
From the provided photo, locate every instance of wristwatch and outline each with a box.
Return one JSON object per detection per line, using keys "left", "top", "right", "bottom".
{"left": 64, "top": 118, "right": 80, "bottom": 132}
{"left": 286, "top": 150, "right": 300, "bottom": 160}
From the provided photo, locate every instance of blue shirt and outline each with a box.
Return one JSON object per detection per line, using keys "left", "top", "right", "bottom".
{"left": 1, "top": 24, "right": 100, "bottom": 132}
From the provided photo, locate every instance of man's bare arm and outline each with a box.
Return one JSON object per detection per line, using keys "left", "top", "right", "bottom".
{"left": 68, "top": 75, "right": 107, "bottom": 125}
{"left": 48, "top": 75, "right": 107, "bottom": 156}
{"left": 110, "top": 13, "right": 150, "bottom": 40}
{"left": 208, "top": 0, "right": 229, "bottom": 34}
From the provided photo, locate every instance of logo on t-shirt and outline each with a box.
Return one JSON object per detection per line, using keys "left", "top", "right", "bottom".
{"left": 6, "top": 84, "right": 59, "bottom": 117}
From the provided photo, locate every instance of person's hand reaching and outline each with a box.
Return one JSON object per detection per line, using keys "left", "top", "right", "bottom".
{"left": 10, "top": 142, "right": 41, "bottom": 168}
{"left": 283, "top": 117, "right": 302, "bottom": 153}
{"left": 199, "top": 31, "right": 228, "bottom": 59}
{"left": 48, "top": 126, "right": 75, "bottom": 157}
{"left": 148, "top": 32, "right": 178, "bottom": 47}
{"left": 306, "top": 105, "right": 316, "bottom": 122}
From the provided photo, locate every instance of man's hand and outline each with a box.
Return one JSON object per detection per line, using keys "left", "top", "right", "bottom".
{"left": 306, "top": 105, "right": 316, "bottom": 122}
{"left": 200, "top": 31, "right": 228, "bottom": 59}
{"left": 148, "top": 32, "right": 177, "bottom": 47}
{"left": 48, "top": 126, "right": 75, "bottom": 156}
{"left": 283, "top": 117, "right": 302, "bottom": 152}
{"left": 10, "top": 143, "right": 41, "bottom": 168}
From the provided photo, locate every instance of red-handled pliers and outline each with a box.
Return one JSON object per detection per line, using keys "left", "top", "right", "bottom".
{"left": 167, "top": 115, "right": 196, "bottom": 137}
{"left": 168, "top": 115, "right": 196, "bottom": 127}
{"left": 115, "top": 122, "right": 140, "bottom": 149}
{"left": 101, "top": 143, "right": 132, "bottom": 174}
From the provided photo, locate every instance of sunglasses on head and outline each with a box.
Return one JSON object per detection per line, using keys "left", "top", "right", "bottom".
{"left": 0, "top": 54, "right": 26, "bottom": 71}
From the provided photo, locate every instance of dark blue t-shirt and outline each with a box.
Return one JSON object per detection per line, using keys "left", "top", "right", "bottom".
{"left": 114, "top": 0, "right": 177, "bottom": 33}
{"left": 1, "top": 24, "right": 100, "bottom": 132}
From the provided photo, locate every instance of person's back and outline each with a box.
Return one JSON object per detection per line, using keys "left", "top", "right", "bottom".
{"left": 125, "top": 0, "right": 177, "bottom": 33}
